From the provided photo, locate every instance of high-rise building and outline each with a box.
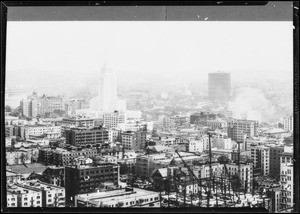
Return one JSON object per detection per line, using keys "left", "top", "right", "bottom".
{"left": 90, "top": 63, "right": 126, "bottom": 113}
{"left": 283, "top": 116, "right": 293, "bottom": 132}
{"left": 208, "top": 72, "right": 231, "bottom": 101}
{"left": 98, "top": 63, "right": 118, "bottom": 112}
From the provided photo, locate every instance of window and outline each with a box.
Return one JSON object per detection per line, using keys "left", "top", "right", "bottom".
{"left": 24, "top": 197, "right": 28, "bottom": 201}
{"left": 37, "top": 201, "right": 40, "bottom": 204}
{"left": 11, "top": 203, "right": 15, "bottom": 206}
{"left": 24, "top": 202, "right": 28, "bottom": 205}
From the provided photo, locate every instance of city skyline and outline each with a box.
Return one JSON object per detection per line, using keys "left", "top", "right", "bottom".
{"left": 5, "top": 21, "right": 293, "bottom": 95}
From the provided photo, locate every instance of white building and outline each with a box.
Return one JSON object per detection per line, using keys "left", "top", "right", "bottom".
{"left": 103, "top": 111, "right": 126, "bottom": 128}
{"left": 283, "top": 116, "right": 293, "bottom": 132}
{"left": 280, "top": 163, "right": 293, "bottom": 210}
{"left": 7, "top": 180, "right": 65, "bottom": 207}
{"left": 90, "top": 63, "right": 126, "bottom": 113}
{"left": 212, "top": 137, "right": 232, "bottom": 150}
{"left": 186, "top": 136, "right": 209, "bottom": 153}
{"left": 7, "top": 184, "right": 42, "bottom": 207}
{"left": 20, "top": 125, "right": 61, "bottom": 139}
{"left": 250, "top": 145, "right": 270, "bottom": 176}
{"left": 75, "top": 187, "right": 160, "bottom": 207}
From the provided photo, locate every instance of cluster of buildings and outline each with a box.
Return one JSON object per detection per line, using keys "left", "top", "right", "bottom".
{"left": 4, "top": 67, "right": 294, "bottom": 211}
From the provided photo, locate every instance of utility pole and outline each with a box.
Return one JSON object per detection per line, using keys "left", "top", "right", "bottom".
{"left": 207, "top": 132, "right": 213, "bottom": 208}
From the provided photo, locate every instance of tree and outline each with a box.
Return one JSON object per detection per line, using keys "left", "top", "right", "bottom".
{"left": 217, "top": 155, "right": 230, "bottom": 164}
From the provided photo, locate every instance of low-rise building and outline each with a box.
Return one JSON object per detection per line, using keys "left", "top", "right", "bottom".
{"left": 6, "top": 180, "right": 65, "bottom": 207}
{"left": 75, "top": 187, "right": 160, "bottom": 207}
{"left": 6, "top": 171, "right": 23, "bottom": 184}
{"left": 38, "top": 147, "right": 97, "bottom": 166}
{"left": 20, "top": 125, "right": 62, "bottom": 139}
{"left": 6, "top": 150, "right": 32, "bottom": 165}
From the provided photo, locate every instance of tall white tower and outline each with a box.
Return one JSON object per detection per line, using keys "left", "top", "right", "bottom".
{"left": 98, "top": 63, "right": 118, "bottom": 112}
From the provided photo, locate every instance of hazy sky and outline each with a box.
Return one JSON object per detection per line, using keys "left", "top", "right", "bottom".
{"left": 6, "top": 21, "right": 293, "bottom": 92}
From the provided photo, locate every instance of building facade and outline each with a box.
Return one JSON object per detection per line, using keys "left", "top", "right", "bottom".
{"left": 121, "top": 129, "right": 147, "bottom": 150}
{"left": 227, "top": 119, "right": 258, "bottom": 142}
{"left": 283, "top": 116, "right": 293, "bottom": 132}
{"left": 65, "top": 127, "right": 109, "bottom": 147}
{"left": 65, "top": 163, "right": 120, "bottom": 205}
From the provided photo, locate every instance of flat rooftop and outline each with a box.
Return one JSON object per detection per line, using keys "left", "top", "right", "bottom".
{"left": 6, "top": 163, "right": 47, "bottom": 175}
{"left": 77, "top": 188, "right": 158, "bottom": 203}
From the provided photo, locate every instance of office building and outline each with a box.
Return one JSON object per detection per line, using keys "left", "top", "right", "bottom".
{"left": 208, "top": 72, "right": 231, "bottom": 101}
{"left": 121, "top": 129, "right": 147, "bottom": 150}
{"left": 227, "top": 119, "right": 258, "bottom": 142}
{"left": 65, "top": 127, "right": 109, "bottom": 147}
{"left": 103, "top": 111, "right": 126, "bottom": 128}
{"left": 65, "top": 163, "right": 120, "bottom": 204}
{"left": 20, "top": 95, "right": 65, "bottom": 118}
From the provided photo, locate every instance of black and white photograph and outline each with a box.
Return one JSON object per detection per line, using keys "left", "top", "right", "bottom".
{"left": 1, "top": 1, "right": 298, "bottom": 212}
